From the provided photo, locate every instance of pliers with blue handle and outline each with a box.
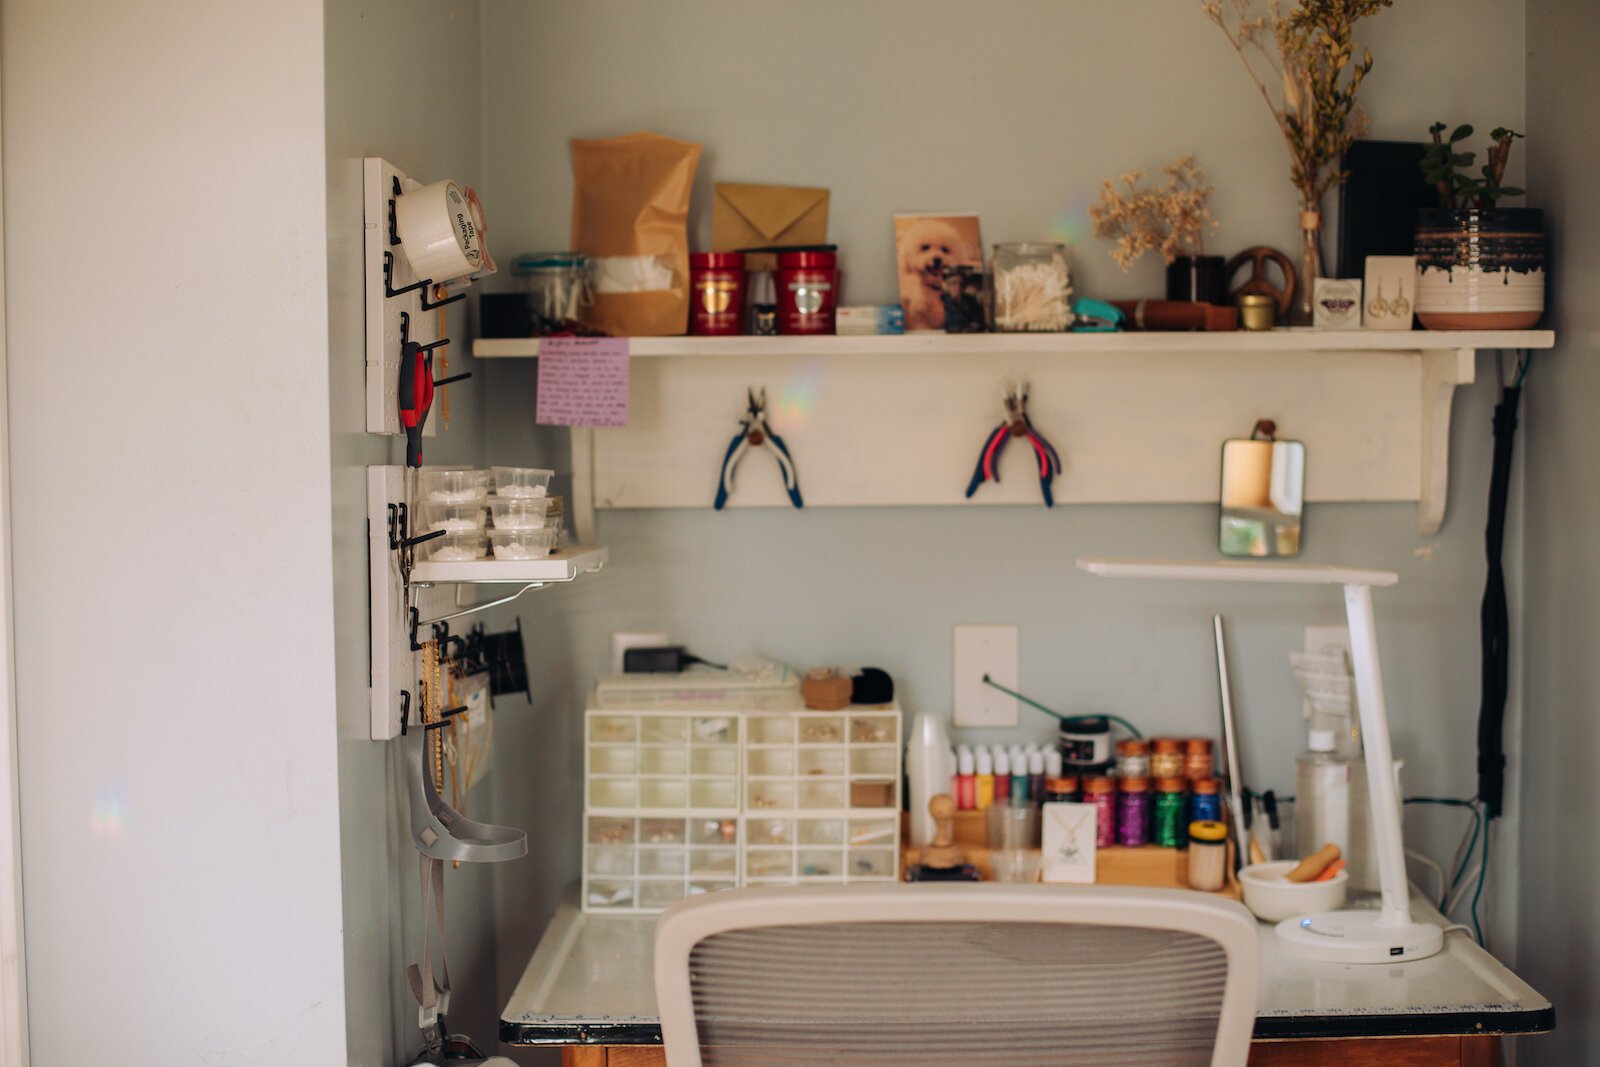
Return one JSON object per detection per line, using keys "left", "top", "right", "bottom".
{"left": 965, "top": 382, "right": 1062, "bottom": 506}
{"left": 714, "top": 387, "right": 803, "bottom": 510}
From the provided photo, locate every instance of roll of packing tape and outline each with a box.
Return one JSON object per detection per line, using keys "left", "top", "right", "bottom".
{"left": 395, "top": 180, "right": 496, "bottom": 283}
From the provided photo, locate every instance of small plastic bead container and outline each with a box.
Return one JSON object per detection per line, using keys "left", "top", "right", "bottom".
{"left": 488, "top": 526, "right": 559, "bottom": 560}
{"left": 420, "top": 468, "right": 492, "bottom": 503}
{"left": 492, "top": 466, "right": 554, "bottom": 498}
{"left": 426, "top": 531, "right": 487, "bottom": 561}
{"left": 488, "top": 495, "right": 558, "bottom": 529}
{"left": 421, "top": 498, "right": 488, "bottom": 533}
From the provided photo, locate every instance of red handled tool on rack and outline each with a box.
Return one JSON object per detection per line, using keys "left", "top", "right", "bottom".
{"left": 714, "top": 387, "right": 803, "bottom": 510}
{"left": 397, "top": 311, "right": 470, "bottom": 468}
{"left": 965, "top": 381, "right": 1062, "bottom": 506}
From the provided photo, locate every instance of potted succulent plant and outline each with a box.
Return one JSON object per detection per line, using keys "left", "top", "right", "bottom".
{"left": 1415, "top": 124, "right": 1544, "bottom": 329}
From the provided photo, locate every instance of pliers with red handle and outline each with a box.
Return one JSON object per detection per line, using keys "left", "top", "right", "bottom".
{"left": 964, "top": 382, "right": 1061, "bottom": 506}
{"left": 397, "top": 310, "right": 470, "bottom": 468}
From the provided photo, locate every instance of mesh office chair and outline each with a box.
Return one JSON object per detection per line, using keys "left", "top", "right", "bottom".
{"left": 654, "top": 883, "right": 1259, "bottom": 1067}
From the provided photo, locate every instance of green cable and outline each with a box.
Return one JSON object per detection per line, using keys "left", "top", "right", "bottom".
{"left": 1470, "top": 816, "right": 1490, "bottom": 945}
{"left": 981, "top": 675, "right": 1144, "bottom": 739}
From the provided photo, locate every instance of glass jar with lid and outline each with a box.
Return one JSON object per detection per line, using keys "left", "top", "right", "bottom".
{"left": 512, "top": 252, "right": 590, "bottom": 334}
{"left": 990, "top": 242, "right": 1073, "bottom": 332}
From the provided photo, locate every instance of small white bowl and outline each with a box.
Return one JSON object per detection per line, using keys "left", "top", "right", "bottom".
{"left": 1239, "top": 860, "right": 1349, "bottom": 922}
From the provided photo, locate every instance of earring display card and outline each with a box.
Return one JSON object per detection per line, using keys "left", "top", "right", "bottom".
{"left": 1363, "top": 254, "right": 1417, "bottom": 331}
{"left": 1041, "top": 801, "right": 1098, "bottom": 883}
{"left": 1312, "top": 277, "right": 1363, "bottom": 330}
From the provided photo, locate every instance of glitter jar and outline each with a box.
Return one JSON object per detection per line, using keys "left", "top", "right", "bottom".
{"left": 1153, "top": 777, "right": 1189, "bottom": 848}
{"left": 1188, "top": 777, "right": 1223, "bottom": 825}
{"left": 1116, "top": 777, "right": 1150, "bottom": 847}
{"left": 1115, "top": 738, "right": 1150, "bottom": 779}
{"left": 1043, "top": 776, "right": 1082, "bottom": 805}
{"left": 689, "top": 252, "right": 746, "bottom": 336}
{"left": 1085, "top": 776, "right": 1117, "bottom": 848}
{"left": 991, "top": 242, "right": 1072, "bottom": 332}
{"left": 1184, "top": 738, "right": 1215, "bottom": 781}
{"left": 1150, "top": 738, "right": 1185, "bottom": 780}
{"left": 775, "top": 250, "right": 838, "bottom": 335}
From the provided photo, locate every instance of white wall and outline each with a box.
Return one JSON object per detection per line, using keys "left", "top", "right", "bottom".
{"left": 1519, "top": 3, "right": 1600, "bottom": 1062}
{"left": 1, "top": 1, "right": 348, "bottom": 1062}
{"left": 475, "top": 0, "right": 1532, "bottom": 1033}
{"left": 322, "top": 1, "right": 504, "bottom": 1062}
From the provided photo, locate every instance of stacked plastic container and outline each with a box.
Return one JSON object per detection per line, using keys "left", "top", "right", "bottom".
{"left": 582, "top": 705, "right": 902, "bottom": 913}
{"left": 416, "top": 465, "right": 562, "bottom": 560}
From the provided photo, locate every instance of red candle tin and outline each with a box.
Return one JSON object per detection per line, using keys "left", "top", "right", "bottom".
{"left": 775, "top": 250, "right": 838, "bottom": 335}
{"left": 689, "top": 252, "right": 747, "bottom": 336}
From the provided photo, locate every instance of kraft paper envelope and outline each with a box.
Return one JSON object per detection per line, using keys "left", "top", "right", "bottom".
{"left": 713, "top": 183, "right": 829, "bottom": 271}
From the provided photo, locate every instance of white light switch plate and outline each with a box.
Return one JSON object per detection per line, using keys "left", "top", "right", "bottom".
{"left": 953, "top": 624, "right": 1019, "bottom": 727}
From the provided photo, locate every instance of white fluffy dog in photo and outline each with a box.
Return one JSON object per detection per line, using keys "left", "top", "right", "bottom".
{"left": 897, "top": 218, "right": 975, "bottom": 330}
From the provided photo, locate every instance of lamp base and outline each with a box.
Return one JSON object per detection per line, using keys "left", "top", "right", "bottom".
{"left": 1275, "top": 910, "right": 1445, "bottom": 964}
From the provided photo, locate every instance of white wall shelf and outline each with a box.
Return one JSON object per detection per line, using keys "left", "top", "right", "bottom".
{"left": 473, "top": 331, "right": 1554, "bottom": 541}
{"left": 411, "top": 545, "right": 609, "bottom": 586}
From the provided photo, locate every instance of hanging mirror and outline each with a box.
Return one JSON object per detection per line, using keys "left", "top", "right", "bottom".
{"left": 1220, "top": 421, "right": 1305, "bottom": 557}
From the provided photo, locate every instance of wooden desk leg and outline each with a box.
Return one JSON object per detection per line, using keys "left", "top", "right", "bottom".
{"left": 561, "top": 1047, "right": 666, "bottom": 1067}
{"left": 1248, "top": 1035, "right": 1502, "bottom": 1066}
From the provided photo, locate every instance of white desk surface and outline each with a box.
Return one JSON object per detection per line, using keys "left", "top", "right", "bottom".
{"left": 500, "top": 885, "right": 1552, "bottom": 1046}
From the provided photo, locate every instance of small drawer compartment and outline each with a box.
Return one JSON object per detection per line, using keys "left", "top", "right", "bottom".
{"left": 689, "top": 880, "right": 735, "bottom": 896}
{"left": 588, "top": 816, "right": 635, "bottom": 846}
{"left": 691, "top": 747, "right": 737, "bottom": 777}
{"left": 795, "top": 715, "right": 844, "bottom": 744}
{"left": 690, "top": 847, "right": 738, "bottom": 878}
{"left": 849, "top": 848, "right": 897, "bottom": 879}
{"left": 748, "top": 716, "right": 795, "bottom": 745}
{"left": 638, "top": 848, "right": 685, "bottom": 877}
{"left": 746, "top": 818, "right": 793, "bottom": 846}
{"left": 639, "top": 818, "right": 687, "bottom": 844}
{"left": 798, "top": 780, "right": 846, "bottom": 809}
{"left": 639, "top": 779, "right": 688, "bottom": 809}
{"left": 797, "top": 850, "right": 842, "bottom": 878}
{"left": 849, "top": 818, "right": 899, "bottom": 847}
{"left": 689, "top": 779, "right": 737, "bottom": 809}
{"left": 639, "top": 746, "right": 689, "bottom": 776}
{"left": 588, "top": 746, "right": 636, "bottom": 776}
{"left": 588, "top": 779, "right": 637, "bottom": 809}
{"left": 747, "top": 781, "right": 795, "bottom": 811}
{"left": 797, "top": 819, "right": 844, "bottom": 846}
{"left": 689, "top": 817, "right": 739, "bottom": 846}
{"left": 641, "top": 716, "right": 687, "bottom": 743}
{"left": 797, "top": 748, "right": 846, "bottom": 777}
{"left": 589, "top": 715, "right": 636, "bottom": 743}
{"left": 587, "top": 846, "right": 635, "bottom": 877}
{"left": 849, "top": 714, "right": 897, "bottom": 744}
{"left": 585, "top": 880, "right": 634, "bottom": 909}
{"left": 691, "top": 716, "right": 738, "bottom": 744}
{"left": 744, "top": 849, "right": 793, "bottom": 879}
{"left": 639, "top": 881, "right": 686, "bottom": 909}
{"left": 747, "top": 748, "right": 796, "bottom": 778}
{"left": 850, "top": 747, "right": 897, "bottom": 777}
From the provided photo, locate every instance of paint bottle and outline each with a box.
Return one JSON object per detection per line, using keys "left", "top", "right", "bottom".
{"left": 955, "top": 747, "right": 976, "bottom": 811}
{"left": 993, "top": 749, "right": 1012, "bottom": 806}
{"left": 1116, "top": 777, "right": 1151, "bottom": 846}
{"left": 1188, "top": 777, "right": 1223, "bottom": 826}
{"left": 1028, "top": 748, "right": 1046, "bottom": 807}
{"left": 1011, "top": 754, "right": 1031, "bottom": 805}
{"left": 1044, "top": 747, "right": 1063, "bottom": 781}
{"left": 974, "top": 747, "right": 995, "bottom": 811}
{"left": 1085, "top": 776, "right": 1117, "bottom": 848}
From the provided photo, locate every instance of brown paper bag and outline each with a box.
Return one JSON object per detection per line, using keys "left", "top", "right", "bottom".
{"left": 571, "top": 132, "right": 702, "bottom": 336}
{"left": 713, "top": 183, "right": 829, "bottom": 272}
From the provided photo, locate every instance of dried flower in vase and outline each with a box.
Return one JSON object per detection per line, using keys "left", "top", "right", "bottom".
{"left": 1202, "top": 0, "right": 1391, "bottom": 213}
{"left": 1089, "top": 155, "right": 1218, "bottom": 272}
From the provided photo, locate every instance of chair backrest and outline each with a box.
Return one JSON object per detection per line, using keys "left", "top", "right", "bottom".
{"left": 654, "top": 882, "right": 1259, "bottom": 1067}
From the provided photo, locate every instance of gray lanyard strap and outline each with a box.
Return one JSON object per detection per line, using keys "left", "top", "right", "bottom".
{"left": 406, "top": 852, "right": 451, "bottom": 1045}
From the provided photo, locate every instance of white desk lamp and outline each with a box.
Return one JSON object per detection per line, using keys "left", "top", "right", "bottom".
{"left": 1078, "top": 557, "right": 1444, "bottom": 964}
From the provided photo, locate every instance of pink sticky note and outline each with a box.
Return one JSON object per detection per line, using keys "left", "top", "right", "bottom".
{"left": 534, "top": 337, "right": 630, "bottom": 427}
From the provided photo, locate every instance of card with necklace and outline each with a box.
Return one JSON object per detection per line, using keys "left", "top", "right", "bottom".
{"left": 1042, "top": 801, "right": 1098, "bottom": 884}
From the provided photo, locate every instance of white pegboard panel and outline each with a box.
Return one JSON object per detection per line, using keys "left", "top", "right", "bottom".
{"left": 368, "top": 465, "right": 458, "bottom": 740}
{"left": 364, "top": 157, "right": 445, "bottom": 437}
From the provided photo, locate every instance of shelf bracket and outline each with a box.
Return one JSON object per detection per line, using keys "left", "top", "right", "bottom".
{"left": 570, "top": 426, "right": 597, "bottom": 545}
{"left": 1418, "top": 346, "right": 1475, "bottom": 537}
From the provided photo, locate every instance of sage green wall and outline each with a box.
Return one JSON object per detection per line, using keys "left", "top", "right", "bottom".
{"left": 1519, "top": 3, "right": 1600, "bottom": 1062}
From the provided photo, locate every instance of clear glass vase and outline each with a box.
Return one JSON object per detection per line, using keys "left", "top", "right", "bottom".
{"left": 1292, "top": 209, "right": 1324, "bottom": 326}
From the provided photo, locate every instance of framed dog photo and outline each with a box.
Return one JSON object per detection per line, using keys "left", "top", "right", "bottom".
{"left": 893, "top": 213, "right": 982, "bottom": 331}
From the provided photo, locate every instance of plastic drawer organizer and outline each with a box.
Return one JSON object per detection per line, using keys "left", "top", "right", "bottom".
{"left": 583, "top": 705, "right": 902, "bottom": 912}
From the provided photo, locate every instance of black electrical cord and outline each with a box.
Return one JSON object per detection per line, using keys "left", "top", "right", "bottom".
{"left": 1476, "top": 352, "right": 1528, "bottom": 820}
